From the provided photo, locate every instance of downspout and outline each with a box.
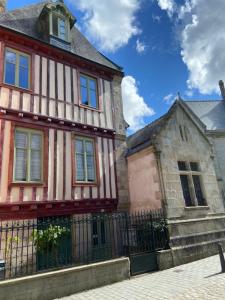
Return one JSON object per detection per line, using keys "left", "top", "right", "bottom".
{"left": 155, "top": 147, "right": 167, "bottom": 218}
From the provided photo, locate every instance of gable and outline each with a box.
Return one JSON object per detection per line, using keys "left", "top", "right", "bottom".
{"left": 157, "top": 104, "right": 213, "bottom": 156}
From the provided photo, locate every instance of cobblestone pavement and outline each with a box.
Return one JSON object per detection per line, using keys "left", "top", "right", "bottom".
{"left": 58, "top": 254, "right": 225, "bottom": 300}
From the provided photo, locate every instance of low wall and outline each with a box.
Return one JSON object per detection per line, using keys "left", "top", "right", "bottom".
{"left": 0, "top": 258, "right": 130, "bottom": 300}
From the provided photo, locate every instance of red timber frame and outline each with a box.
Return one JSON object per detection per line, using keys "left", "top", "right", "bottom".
{"left": 0, "top": 26, "right": 121, "bottom": 220}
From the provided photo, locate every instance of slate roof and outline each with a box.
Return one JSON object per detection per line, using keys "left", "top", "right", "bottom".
{"left": 127, "top": 111, "right": 170, "bottom": 156}
{"left": 185, "top": 100, "right": 225, "bottom": 130}
{"left": 0, "top": 1, "right": 122, "bottom": 72}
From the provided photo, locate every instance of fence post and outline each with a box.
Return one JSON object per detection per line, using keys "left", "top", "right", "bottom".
{"left": 217, "top": 243, "right": 225, "bottom": 273}
{"left": 150, "top": 213, "right": 155, "bottom": 252}
{"left": 124, "top": 212, "right": 130, "bottom": 257}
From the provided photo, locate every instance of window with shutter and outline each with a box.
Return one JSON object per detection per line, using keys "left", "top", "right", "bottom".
{"left": 14, "top": 128, "right": 43, "bottom": 183}
{"left": 74, "top": 137, "right": 96, "bottom": 183}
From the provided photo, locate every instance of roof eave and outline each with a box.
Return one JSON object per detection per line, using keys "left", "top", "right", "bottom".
{"left": 0, "top": 25, "right": 124, "bottom": 76}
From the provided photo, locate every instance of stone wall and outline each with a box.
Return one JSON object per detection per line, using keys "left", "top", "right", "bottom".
{"left": 112, "top": 75, "right": 129, "bottom": 210}
{"left": 157, "top": 105, "right": 224, "bottom": 219}
{"left": 156, "top": 104, "right": 225, "bottom": 265}
{"left": 210, "top": 134, "right": 225, "bottom": 206}
{"left": 0, "top": 258, "right": 130, "bottom": 300}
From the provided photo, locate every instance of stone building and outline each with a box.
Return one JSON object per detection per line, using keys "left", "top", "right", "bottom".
{"left": 185, "top": 81, "right": 225, "bottom": 206}
{"left": 127, "top": 99, "right": 225, "bottom": 266}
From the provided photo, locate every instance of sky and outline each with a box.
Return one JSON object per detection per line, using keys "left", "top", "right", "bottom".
{"left": 6, "top": 0, "right": 225, "bottom": 133}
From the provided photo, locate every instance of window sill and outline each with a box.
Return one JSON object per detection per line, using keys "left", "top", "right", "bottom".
{"left": 79, "top": 104, "right": 102, "bottom": 113}
{"left": 0, "top": 83, "right": 32, "bottom": 94}
{"left": 185, "top": 206, "right": 210, "bottom": 210}
{"left": 10, "top": 182, "right": 46, "bottom": 187}
{"left": 73, "top": 182, "right": 99, "bottom": 187}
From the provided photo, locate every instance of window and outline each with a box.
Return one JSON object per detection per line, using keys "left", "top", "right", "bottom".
{"left": 14, "top": 128, "right": 43, "bottom": 183}
{"left": 52, "top": 13, "right": 68, "bottom": 41}
{"left": 80, "top": 74, "right": 98, "bottom": 109}
{"left": 179, "top": 125, "right": 189, "bottom": 142}
{"left": 178, "top": 161, "right": 206, "bottom": 207}
{"left": 75, "top": 137, "right": 96, "bottom": 183}
{"left": 4, "top": 48, "right": 30, "bottom": 89}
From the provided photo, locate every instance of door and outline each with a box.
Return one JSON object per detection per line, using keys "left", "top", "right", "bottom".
{"left": 91, "top": 215, "right": 112, "bottom": 262}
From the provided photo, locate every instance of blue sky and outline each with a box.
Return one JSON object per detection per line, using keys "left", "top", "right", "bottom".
{"left": 7, "top": 0, "right": 224, "bottom": 133}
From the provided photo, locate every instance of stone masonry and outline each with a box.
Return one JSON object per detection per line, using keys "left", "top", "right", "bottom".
{"left": 155, "top": 103, "right": 225, "bottom": 265}
{"left": 112, "top": 75, "right": 130, "bottom": 210}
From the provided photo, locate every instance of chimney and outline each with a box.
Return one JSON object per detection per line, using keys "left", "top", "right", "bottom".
{"left": 0, "top": 0, "right": 6, "bottom": 13}
{"left": 219, "top": 80, "right": 225, "bottom": 100}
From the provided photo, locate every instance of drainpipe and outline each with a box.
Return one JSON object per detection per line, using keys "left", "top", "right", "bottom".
{"left": 155, "top": 148, "right": 167, "bottom": 218}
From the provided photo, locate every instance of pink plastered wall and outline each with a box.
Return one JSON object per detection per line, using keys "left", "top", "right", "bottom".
{"left": 127, "top": 148, "right": 162, "bottom": 213}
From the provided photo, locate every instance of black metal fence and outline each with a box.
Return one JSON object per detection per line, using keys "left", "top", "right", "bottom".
{"left": 0, "top": 209, "right": 169, "bottom": 280}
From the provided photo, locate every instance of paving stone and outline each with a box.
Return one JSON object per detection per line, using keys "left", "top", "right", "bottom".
{"left": 57, "top": 253, "right": 225, "bottom": 300}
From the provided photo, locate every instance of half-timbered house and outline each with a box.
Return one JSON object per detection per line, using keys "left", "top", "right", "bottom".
{"left": 0, "top": 0, "right": 129, "bottom": 221}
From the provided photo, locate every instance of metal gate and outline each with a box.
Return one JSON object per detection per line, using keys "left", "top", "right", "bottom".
{"left": 125, "top": 212, "right": 169, "bottom": 276}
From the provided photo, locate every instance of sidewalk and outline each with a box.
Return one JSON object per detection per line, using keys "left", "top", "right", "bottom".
{"left": 57, "top": 253, "right": 225, "bottom": 300}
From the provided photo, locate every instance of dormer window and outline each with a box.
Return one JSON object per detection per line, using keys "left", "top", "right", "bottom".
{"left": 38, "top": 1, "right": 76, "bottom": 50}
{"left": 52, "top": 13, "right": 68, "bottom": 41}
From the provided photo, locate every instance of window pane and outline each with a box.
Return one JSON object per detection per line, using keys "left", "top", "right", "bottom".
{"left": 87, "top": 155, "right": 95, "bottom": 181}
{"left": 19, "top": 66, "right": 29, "bottom": 89}
{"left": 89, "top": 79, "right": 96, "bottom": 91}
{"left": 30, "top": 150, "right": 41, "bottom": 181}
{"left": 5, "top": 62, "right": 16, "bottom": 85}
{"left": 76, "top": 154, "right": 85, "bottom": 181}
{"left": 19, "top": 55, "right": 28, "bottom": 68}
{"left": 193, "top": 175, "right": 205, "bottom": 206}
{"left": 80, "top": 76, "right": 87, "bottom": 87}
{"left": 6, "top": 51, "right": 16, "bottom": 64}
{"left": 90, "top": 90, "right": 97, "bottom": 108}
{"left": 180, "top": 175, "right": 193, "bottom": 207}
{"left": 76, "top": 140, "right": 84, "bottom": 154}
{"left": 31, "top": 134, "right": 41, "bottom": 150}
{"left": 190, "top": 162, "right": 199, "bottom": 172}
{"left": 178, "top": 161, "right": 187, "bottom": 171}
{"left": 15, "top": 148, "right": 27, "bottom": 181}
{"left": 52, "top": 14, "right": 58, "bottom": 36}
{"left": 85, "top": 141, "right": 94, "bottom": 155}
{"left": 15, "top": 132, "right": 28, "bottom": 148}
{"left": 81, "top": 86, "right": 88, "bottom": 105}
{"left": 59, "top": 18, "right": 66, "bottom": 39}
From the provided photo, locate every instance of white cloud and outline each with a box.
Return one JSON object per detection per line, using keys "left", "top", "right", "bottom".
{"left": 156, "top": 0, "right": 225, "bottom": 95}
{"left": 156, "top": 0, "right": 176, "bottom": 17}
{"left": 163, "top": 93, "right": 175, "bottom": 105}
{"left": 136, "top": 39, "right": 147, "bottom": 54}
{"left": 152, "top": 14, "right": 162, "bottom": 23}
{"left": 179, "top": 0, "right": 225, "bottom": 94}
{"left": 185, "top": 89, "right": 194, "bottom": 98}
{"left": 121, "top": 76, "right": 155, "bottom": 132}
{"left": 70, "top": 0, "right": 141, "bottom": 52}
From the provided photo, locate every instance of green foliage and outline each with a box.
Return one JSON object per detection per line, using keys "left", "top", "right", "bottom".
{"left": 33, "top": 225, "right": 70, "bottom": 253}
{"left": 152, "top": 219, "right": 167, "bottom": 232}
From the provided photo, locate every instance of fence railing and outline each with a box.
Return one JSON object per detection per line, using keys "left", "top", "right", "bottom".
{"left": 0, "top": 209, "right": 169, "bottom": 280}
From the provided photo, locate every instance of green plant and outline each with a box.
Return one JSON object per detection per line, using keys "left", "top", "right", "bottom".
{"left": 32, "top": 225, "right": 70, "bottom": 253}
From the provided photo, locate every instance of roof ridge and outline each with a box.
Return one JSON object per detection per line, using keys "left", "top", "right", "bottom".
{"left": 184, "top": 99, "right": 222, "bottom": 103}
